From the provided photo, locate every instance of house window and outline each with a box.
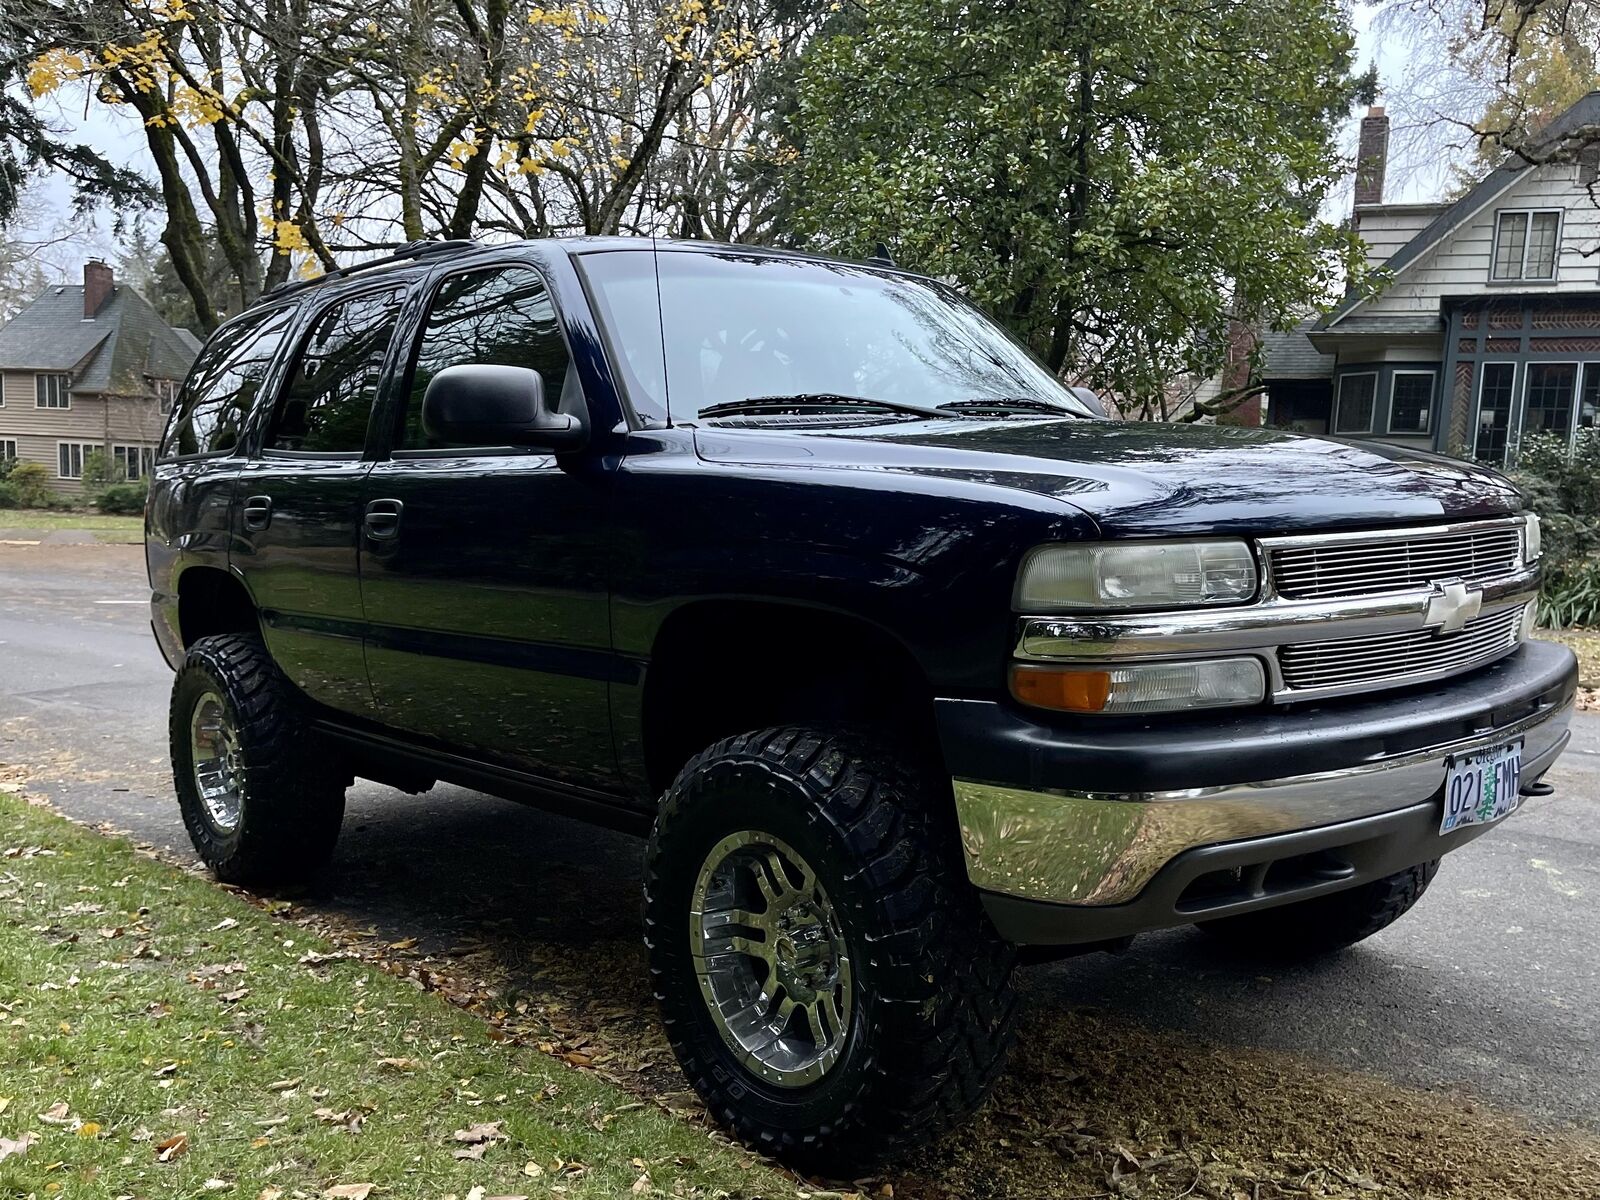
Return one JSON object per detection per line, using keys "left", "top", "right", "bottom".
{"left": 1388, "top": 371, "right": 1435, "bottom": 434}
{"left": 152, "top": 378, "right": 179, "bottom": 413}
{"left": 1333, "top": 372, "right": 1377, "bottom": 434}
{"left": 1523, "top": 362, "right": 1579, "bottom": 442}
{"left": 57, "top": 441, "right": 97, "bottom": 479}
{"left": 112, "top": 444, "right": 155, "bottom": 481}
{"left": 0, "top": 439, "right": 16, "bottom": 462}
{"left": 1475, "top": 363, "right": 1518, "bottom": 466}
{"left": 35, "top": 373, "right": 70, "bottom": 408}
{"left": 1491, "top": 210, "right": 1560, "bottom": 282}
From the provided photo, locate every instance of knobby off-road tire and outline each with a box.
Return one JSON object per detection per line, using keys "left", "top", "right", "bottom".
{"left": 1198, "top": 860, "right": 1441, "bottom": 958}
{"left": 170, "top": 633, "right": 346, "bottom": 887}
{"left": 644, "top": 726, "right": 1018, "bottom": 1171}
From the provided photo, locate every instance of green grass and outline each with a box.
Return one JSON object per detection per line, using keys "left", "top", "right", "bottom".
{"left": 0, "top": 509, "right": 144, "bottom": 542}
{"left": 0, "top": 794, "right": 788, "bottom": 1199}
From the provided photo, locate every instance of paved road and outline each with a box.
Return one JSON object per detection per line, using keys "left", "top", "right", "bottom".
{"left": 2, "top": 541, "right": 1596, "bottom": 1135}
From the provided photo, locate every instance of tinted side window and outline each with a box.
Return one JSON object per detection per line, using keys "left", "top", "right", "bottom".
{"left": 268, "top": 288, "right": 403, "bottom": 453}
{"left": 403, "top": 266, "right": 570, "bottom": 449}
{"left": 161, "top": 306, "right": 295, "bottom": 459}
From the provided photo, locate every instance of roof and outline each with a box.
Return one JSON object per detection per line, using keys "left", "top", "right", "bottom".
{"left": 1261, "top": 318, "right": 1334, "bottom": 379}
{"left": 0, "top": 282, "right": 197, "bottom": 394}
{"left": 1324, "top": 90, "right": 1600, "bottom": 327}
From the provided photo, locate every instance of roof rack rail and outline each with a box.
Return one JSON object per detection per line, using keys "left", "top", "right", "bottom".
{"left": 262, "top": 238, "right": 480, "bottom": 301}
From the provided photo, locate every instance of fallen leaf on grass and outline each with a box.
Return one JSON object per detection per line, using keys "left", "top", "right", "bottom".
{"left": 155, "top": 1133, "right": 189, "bottom": 1162}
{"left": 452, "top": 1143, "right": 488, "bottom": 1161}
{"left": 213, "top": 918, "right": 238, "bottom": 931}
{"left": 37, "top": 1103, "right": 72, "bottom": 1125}
{"left": 219, "top": 987, "right": 251, "bottom": 1004}
{"left": 451, "top": 1121, "right": 504, "bottom": 1144}
{"left": 203, "top": 1179, "right": 232, "bottom": 1191}
{"left": 323, "top": 1185, "right": 373, "bottom": 1200}
{"left": 632, "top": 1173, "right": 652, "bottom": 1195}
{"left": 266, "top": 1078, "right": 302, "bottom": 1092}
{"left": 0, "top": 1132, "right": 37, "bottom": 1162}
{"left": 257, "top": 1189, "right": 284, "bottom": 1200}
{"left": 521, "top": 1161, "right": 544, "bottom": 1178}
{"left": 77, "top": 1122, "right": 102, "bottom": 1138}
{"left": 374, "top": 1057, "right": 420, "bottom": 1071}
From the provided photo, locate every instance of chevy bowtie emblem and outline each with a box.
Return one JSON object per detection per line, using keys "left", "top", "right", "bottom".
{"left": 1425, "top": 580, "right": 1482, "bottom": 634}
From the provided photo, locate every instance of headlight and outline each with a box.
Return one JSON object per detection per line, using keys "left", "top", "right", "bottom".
{"left": 1011, "top": 658, "right": 1267, "bottom": 714}
{"left": 1523, "top": 513, "right": 1542, "bottom": 564}
{"left": 1016, "top": 540, "right": 1258, "bottom": 611}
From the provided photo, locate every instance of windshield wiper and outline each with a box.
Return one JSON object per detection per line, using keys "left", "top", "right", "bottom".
{"left": 935, "top": 397, "right": 1081, "bottom": 417}
{"left": 699, "top": 394, "right": 943, "bottom": 420}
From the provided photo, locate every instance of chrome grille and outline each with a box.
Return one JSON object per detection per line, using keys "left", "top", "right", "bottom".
{"left": 1269, "top": 523, "right": 1522, "bottom": 600}
{"left": 1278, "top": 604, "right": 1526, "bottom": 694}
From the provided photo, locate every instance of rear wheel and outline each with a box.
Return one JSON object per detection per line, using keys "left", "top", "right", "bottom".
{"left": 644, "top": 726, "right": 1018, "bottom": 1171}
{"left": 170, "top": 633, "right": 346, "bottom": 887}
{"left": 1197, "top": 860, "right": 1441, "bottom": 958}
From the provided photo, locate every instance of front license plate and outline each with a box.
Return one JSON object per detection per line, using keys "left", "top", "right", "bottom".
{"left": 1441, "top": 740, "right": 1523, "bottom": 834}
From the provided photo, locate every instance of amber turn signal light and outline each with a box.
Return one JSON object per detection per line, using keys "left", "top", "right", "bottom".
{"left": 1010, "top": 664, "right": 1112, "bottom": 713}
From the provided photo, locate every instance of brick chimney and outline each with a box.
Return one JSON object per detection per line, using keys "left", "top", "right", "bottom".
{"left": 83, "top": 259, "right": 114, "bottom": 319}
{"left": 1354, "top": 105, "right": 1389, "bottom": 209}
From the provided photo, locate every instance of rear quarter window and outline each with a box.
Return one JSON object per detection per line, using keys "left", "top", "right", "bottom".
{"left": 160, "top": 305, "right": 297, "bottom": 460}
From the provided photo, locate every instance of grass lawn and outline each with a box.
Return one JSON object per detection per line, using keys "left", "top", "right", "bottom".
{"left": 0, "top": 793, "right": 789, "bottom": 1200}
{"left": 0, "top": 509, "right": 144, "bottom": 543}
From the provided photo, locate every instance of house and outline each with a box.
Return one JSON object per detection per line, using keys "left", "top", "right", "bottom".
{"left": 1262, "top": 92, "right": 1600, "bottom": 465}
{"left": 0, "top": 261, "right": 197, "bottom": 495}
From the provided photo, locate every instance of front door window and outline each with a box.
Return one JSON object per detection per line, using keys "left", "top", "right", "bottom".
{"left": 1475, "top": 363, "right": 1517, "bottom": 466}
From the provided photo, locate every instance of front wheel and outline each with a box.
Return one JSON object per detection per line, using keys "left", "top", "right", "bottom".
{"left": 1197, "top": 860, "right": 1441, "bottom": 958}
{"left": 170, "top": 633, "right": 346, "bottom": 887}
{"left": 644, "top": 727, "right": 1018, "bottom": 1171}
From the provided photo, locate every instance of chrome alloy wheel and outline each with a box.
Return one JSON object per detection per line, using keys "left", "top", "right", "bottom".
{"left": 190, "top": 690, "right": 245, "bottom": 834}
{"left": 690, "top": 831, "right": 854, "bottom": 1088}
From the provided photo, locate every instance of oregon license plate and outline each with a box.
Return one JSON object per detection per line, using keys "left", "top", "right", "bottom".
{"left": 1441, "top": 740, "right": 1523, "bottom": 834}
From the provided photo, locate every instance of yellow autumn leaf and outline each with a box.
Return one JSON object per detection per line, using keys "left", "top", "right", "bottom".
{"left": 76, "top": 1123, "right": 101, "bottom": 1139}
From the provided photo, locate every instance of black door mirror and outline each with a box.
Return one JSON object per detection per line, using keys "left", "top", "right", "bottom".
{"left": 421, "top": 365, "right": 588, "bottom": 451}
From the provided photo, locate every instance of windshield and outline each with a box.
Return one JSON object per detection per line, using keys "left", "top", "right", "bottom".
{"left": 579, "top": 249, "right": 1093, "bottom": 424}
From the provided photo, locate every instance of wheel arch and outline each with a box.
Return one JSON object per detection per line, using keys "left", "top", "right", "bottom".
{"left": 639, "top": 598, "right": 943, "bottom": 796}
{"left": 176, "top": 565, "right": 262, "bottom": 649}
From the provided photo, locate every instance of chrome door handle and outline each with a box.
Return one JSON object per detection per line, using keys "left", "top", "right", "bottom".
{"left": 364, "top": 498, "right": 403, "bottom": 540}
{"left": 243, "top": 495, "right": 272, "bottom": 531}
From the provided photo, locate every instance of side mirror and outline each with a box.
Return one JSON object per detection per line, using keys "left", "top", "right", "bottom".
{"left": 1065, "top": 385, "right": 1109, "bottom": 419}
{"left": 421, "top": 364, "right": 588, "bottom": 451}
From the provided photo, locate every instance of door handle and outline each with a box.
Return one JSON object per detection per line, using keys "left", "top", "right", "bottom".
{"left": 364, "top": 498, "right": 403, "bottom": 540}
{"left": 243, "top": 494, "right": 273, "bottom": 531}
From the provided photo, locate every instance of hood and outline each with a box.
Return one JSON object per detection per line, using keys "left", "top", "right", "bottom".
{"left": 693, "top": 418, "right": 1524, "bottom": 537}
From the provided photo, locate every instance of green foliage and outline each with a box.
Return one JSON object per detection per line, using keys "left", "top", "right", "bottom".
{"left": 784, "top": 0, "right": 1370, "bottom": 405}
{"left": 92, "top": 479, "right": 148, "bottom": 514}
{"left": 8, "top": 459, "right": 51, "bottom": 508}
{"left": 80, "top": 447, "right": 120, "bottom": 489}
{"left": 0, "top": 480, "right": 17, "bottom": 508}
{"left": 1511, "top": 431, "right": 1600, "bottom": 627}
{"left": 0, "top": 451, "right": 15, "bottom": 481}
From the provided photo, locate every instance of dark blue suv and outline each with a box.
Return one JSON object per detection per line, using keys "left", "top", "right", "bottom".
{"left": 146, "top": 237, "right": 1576, "bottom": 1168}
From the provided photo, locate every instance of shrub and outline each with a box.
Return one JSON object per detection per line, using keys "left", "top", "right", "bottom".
{"left": 8, "top": 461, "right": 52, "bottom": 509}
{"left": 0, "top": 454, "right": 16, "bottom": 482}
{"left": 93, "top": 480, "right": 149, "bottom": 515}
{"left": 0, "top": 481, "right": 18, "bottom": 509}
{"left": 1510, "top": 430, "right": 1600, "bottom": 627}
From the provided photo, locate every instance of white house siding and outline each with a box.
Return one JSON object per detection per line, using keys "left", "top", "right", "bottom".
{"left": 1354, "top": 206, "right": 1448, "bottom": 271}
{"left": 0, "top": 370, "right": 167, "bottom": 496}
{"left": 1359, "top": 164, "right": 1600, "bottom": 319}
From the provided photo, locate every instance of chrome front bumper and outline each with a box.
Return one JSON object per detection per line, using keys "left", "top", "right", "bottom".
{"left": 953, "top": 687, "right": 1573, "bottom": 911}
